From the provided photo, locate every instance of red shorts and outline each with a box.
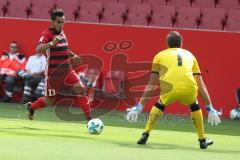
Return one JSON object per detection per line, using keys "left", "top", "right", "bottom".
{"left": 45, "top": 70, "right": 84, "bottom": 98}
{"left": 44, "top": 70, "right": 91, "bottom": 120}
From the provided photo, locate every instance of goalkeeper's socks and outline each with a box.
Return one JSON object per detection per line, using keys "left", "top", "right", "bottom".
{"left": 191, "top": 109, "right": 205, "bottom": 140}
{"left": 144, "top": 106, "right": 163, "bottom": 133}
{"left": 31, "top": 97, "right": 47, "bottom": 110}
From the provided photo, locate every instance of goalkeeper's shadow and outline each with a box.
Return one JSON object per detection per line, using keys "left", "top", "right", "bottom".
{"left": 112, "top": 141, "right": 240, "bottom": 154}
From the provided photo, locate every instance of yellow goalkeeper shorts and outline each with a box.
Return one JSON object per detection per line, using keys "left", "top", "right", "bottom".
{"left": 160, "top": 88, "right": 198, "bottom": 106}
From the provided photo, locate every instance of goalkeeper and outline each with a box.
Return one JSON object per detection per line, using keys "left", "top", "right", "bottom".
{"left": 126, "top": 31, "right": 221, "bottom": 149}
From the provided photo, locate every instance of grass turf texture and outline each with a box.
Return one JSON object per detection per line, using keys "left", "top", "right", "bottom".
{"left": 0, "top": 103, "right": 240, "bottom": 160}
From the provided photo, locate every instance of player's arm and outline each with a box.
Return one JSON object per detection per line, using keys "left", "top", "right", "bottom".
{"left": 194, "top": 74, "right": 212, "bottom": 106}
{"left": 36, "top": 36, "right": 62, "bottom": 53}
{"left": 68, "top": 49, "right": 82, "bottom": 61}
{"left": 139, "top": 72, "right": 159, "bottom": 106}
{"left": 139, "top": 58, "right": 161, "bottom": 106}
{"left": 68, "top": 50, "right": 83, "bottom": 65}
{"left": 193, "top": 57, "right": 221, "bottom": 125}
{"left": 192, "top": 57, "right": 213, "bottom": 106}
{"left": 68, "top": 50, "right": 78, "bottom": 58}
{"left": 126, "top": 72, "right": 159, "bottom": 122}
{"left": 126, "top": 55, "right": 160, "bottom": 122}
{"left": 36, "top": 43, "right": 51, "bottom": 53}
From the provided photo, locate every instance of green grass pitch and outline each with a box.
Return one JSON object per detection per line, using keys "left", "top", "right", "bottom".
{"left": 0, "top": 103, "right": 240, "bottom": 160}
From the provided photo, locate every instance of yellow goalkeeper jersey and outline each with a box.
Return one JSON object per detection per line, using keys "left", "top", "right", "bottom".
{"left": 152, "top": 48, "right": 201, "bottom": 105}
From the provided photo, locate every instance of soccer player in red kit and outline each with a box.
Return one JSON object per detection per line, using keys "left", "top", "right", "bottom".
{"left": 27, "top": 9, "right": 91, "bottom": 121}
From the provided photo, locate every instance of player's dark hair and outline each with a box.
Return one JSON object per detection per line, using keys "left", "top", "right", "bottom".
{"left": 167, "top": 31, "right": 183, "bottom": 48}
{"left": 51, "top": 9, "right": 64, "bottom": 21}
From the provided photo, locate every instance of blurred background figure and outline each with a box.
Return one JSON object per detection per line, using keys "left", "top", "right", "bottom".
{"left": 0, "top": 41, "right": 26, "bottom": 102}
{"left": 18, "top": 52, "right": 46, "bottom": 103}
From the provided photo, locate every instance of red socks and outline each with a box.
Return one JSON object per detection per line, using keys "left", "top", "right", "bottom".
{"left": 31, "top": 96, "right": 91, "bottom": 120}
{"left": 31, "top": 97, "right": 47, "bottom": 110}
{"left": 75, "top": 96, "right": 91, "bottom": 120}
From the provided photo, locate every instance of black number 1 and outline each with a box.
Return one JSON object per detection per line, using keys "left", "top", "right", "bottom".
{"left": 177, "top": 54, "right": 182, "bottom": 66}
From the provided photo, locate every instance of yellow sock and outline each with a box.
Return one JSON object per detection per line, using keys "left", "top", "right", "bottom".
{"left": 191, "top": 109, "right": 205, "bottom": 140}
{"left": 144, "top": 106, "right": 163, "bottom": 133}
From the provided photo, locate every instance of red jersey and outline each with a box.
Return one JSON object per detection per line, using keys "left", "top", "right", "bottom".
{"left": 38, "top": 28, "right": 82, "bottom": 97}
{"left": 38, "top": 28, "right": 73, "bottom": 78}
{"left": 36, "top": 29, "right": 90, "bottom": 119}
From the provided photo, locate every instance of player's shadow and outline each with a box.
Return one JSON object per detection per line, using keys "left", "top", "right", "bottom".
{"left": 20, "top": 126, "right": 89, "bottom": 134}
{"left": 0, "top": 126, "right": 85, "bottom": 133}
{"left": 1, "top": 127, "right": 240, "bottom": 154}
{"left": 114, "top": 141, "right": 176, "bottom": 150}
{"left": 0, "top": 127, "right": 97, "bottom": 140}
{"left": 111, "top": 141, "right": 240, "bottom": 154}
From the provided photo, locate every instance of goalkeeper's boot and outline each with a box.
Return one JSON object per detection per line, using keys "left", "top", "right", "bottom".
{"left": 137, "top": 132, "right": 149, "bottom": 145}
{"left": 26, "top": 102, "right": 35, "bottom": 120}
{"left": 199, "top": 138, "right": 213, "bottom": 149}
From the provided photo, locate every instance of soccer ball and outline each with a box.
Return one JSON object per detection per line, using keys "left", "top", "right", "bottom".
{"left": 87, "top": 118, "right": 104, "bottom": 134}
{"left": 230, "top": 109, "right": 240, "bottom": 119}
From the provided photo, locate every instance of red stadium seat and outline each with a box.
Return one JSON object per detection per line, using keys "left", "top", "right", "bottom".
{"left": 124, "top": 3, "right": 151, "bottom": 26}
{"left": 30, "top": 7, "right": 52, "bottom": 20}
{"left": 103, "top": 70, "right": 125, "bottom": 99}
{"left": 79, "top": 1, "right": 103, "bottom": 11}
{"left": 91, "top": 0, "right": 118, "bottom": 3}
{"left": 55, "top": 0, "right": 79, "bottom": 21}
{"left": 142, "top": 0, "right": 166, "bottom": 5}
{"left": 101, "top": 2, "right": 127, "bottom": 24}
{"left": 29, "top": 0, "right": 54, "bottom": 20}
{"left": 191, "top": 0, "right": 216, "bottom": 8}
{"left": 0, "top": 0, "right": 6, "bottom": 6}
{"left": 199, "top": 8, "right": 226, "bottom": 30}
{"left": 216, "top": 0, "right": 240, "bottom": 10}
{"left": 118, "top": 0, "right": 142, "bottom": 5}
{"left": 5, "top": 0, "right": 31, "bottom": 18}
{"left": 0, "top": 0, "right": 8, "bottom": 17}
{"left": 77, "top": 1, "right": 103, "bottom": 23}
{"left": 78, "top": 0, "right": 117, "bottom": 2}
{"left": 30, "top": 0, "right": 54, "bottom": 9}
{"left": 174, "top": 7, "right": 200, "bottom": 29}
{"left": 167, "top": 0, "right": 191, "bottom": 7}
{"left": 225, "top": 9, "right": 240, "bottom": 31}
{"left": 150, "top": 5, "right": 175, "bottom": 27}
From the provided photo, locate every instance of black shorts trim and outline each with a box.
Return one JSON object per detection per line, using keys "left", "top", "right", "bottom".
{"left": 189, "top": 103, "right": 200, "bottom": 112}
{"left": 151, "top": 71, "right": 159, "bottom": 75}
{"left": 154, "top": 102, "right": 165, "bottom": 111}
{"left": 193, "top": 73, "right": 201, "bottom": 76}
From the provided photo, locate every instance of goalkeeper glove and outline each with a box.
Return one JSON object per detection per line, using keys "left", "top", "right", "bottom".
{"left": 126, "top": 103, "right": 143, "bottom": 122}
{"left": 206, "top": 104, "right": 221, "bottom": 126}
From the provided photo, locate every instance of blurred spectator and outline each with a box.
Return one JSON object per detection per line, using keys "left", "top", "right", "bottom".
{"left": 0, "top": 41, "right": 26, "bottom": 102}
{"left": 18, "top": 52, "right": 46, "bottom": 103}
